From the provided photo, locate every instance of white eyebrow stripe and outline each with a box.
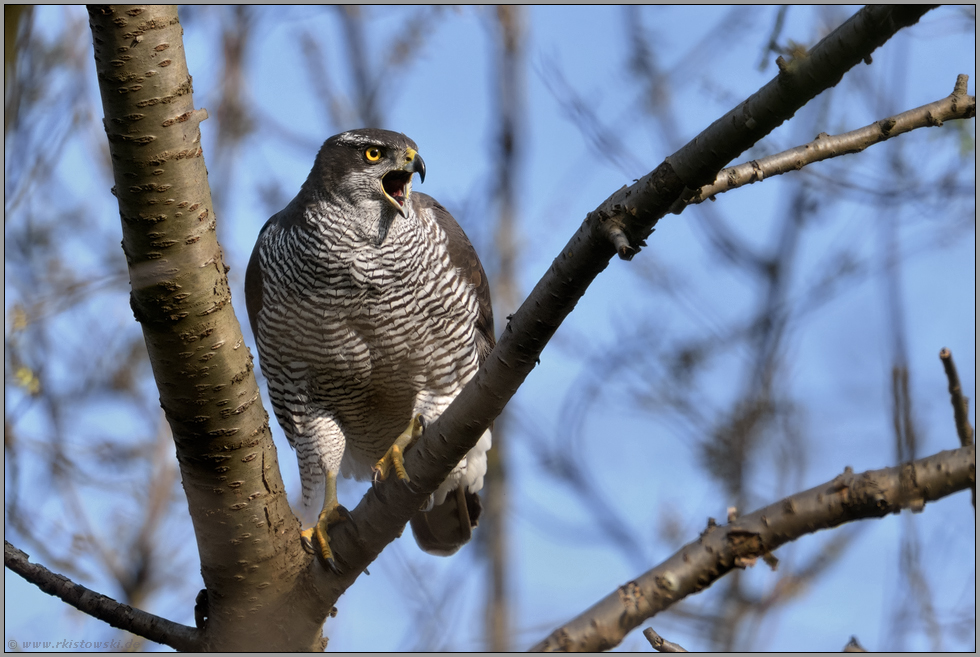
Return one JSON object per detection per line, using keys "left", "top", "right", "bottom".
{"left": 335, "top": 132, "right": 365, "bottom": 146}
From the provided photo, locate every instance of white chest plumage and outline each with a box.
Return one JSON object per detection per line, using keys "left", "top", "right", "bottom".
{"left": 256, "top": 200, "right": 481, "bottom": 463}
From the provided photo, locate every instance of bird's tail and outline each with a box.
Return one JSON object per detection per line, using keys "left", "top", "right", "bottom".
{"left": 410, "top": 485, "right": 482, "bottom": 556}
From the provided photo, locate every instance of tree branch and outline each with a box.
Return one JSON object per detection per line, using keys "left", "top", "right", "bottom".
{"left": 318, "top": 2, "right": 937, "bottom": 606}
{"left": 4, "top": 540, "right": 200, "bottom": 652}
{"left": 643, "top": 627, "right": 689, "bottom": 652}
{"left": 530, "top": 445, "right": 975, "bottom": 652}
{"left": 673, "top": 74, "right": 976, "bottom": 211}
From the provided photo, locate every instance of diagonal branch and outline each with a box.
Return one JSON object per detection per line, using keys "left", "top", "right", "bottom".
{"left": 319, "top": 3, "right": 938, "bottom": 601}
{"left": 674, "top": 74, "right": 976, "bottom": 211}
{"left": 530, "top": 445, "right": 976, "bottom": 652}
{"left": 4, "top": 540, "right": 200, "bottom": 652}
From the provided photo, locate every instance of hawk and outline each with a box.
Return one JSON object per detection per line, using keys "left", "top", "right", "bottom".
{"left": 245, "top": 129, "right": 494, "bottom": 569}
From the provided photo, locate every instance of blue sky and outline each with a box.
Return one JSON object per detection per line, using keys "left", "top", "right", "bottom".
{"left": 5, "top": 5, "right": 975, "bottom": 652}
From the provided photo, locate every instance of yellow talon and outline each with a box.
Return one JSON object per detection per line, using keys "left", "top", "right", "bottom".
{"left": 301, "top": 471, "right": 348, "bottom": 572}
{"left": 373, "top": 414, "right": 424, "bottom": 484}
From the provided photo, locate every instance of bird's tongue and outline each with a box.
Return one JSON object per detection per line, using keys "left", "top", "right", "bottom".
{"left": 383, "top": 171, "right": 410, "bottom": 206}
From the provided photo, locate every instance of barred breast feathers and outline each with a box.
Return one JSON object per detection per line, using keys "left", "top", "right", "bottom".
{"left": 246, "top": 181, "right": 493, "bottom": 505}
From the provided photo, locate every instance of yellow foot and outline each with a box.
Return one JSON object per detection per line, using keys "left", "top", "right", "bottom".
{"left": 372, "top": 414, "right": 425, "bottom": 485}
{"left": 300, "top": 471, "right": 349, "bottom": 573}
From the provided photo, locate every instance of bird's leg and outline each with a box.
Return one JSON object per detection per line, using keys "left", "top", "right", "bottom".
{"left": 300, "top": 470, "right": 349, "bottom": 573}
{"left": 372, "top": 414, "right": 425, "bottom": 485}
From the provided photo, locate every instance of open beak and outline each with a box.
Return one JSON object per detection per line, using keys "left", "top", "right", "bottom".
{"left": 382, "top": 148, "right": 426, "bottom": 217}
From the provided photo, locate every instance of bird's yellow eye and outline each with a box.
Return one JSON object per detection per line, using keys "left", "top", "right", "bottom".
{"left": 365, "top": 147, "right": 382, "bottom": 162}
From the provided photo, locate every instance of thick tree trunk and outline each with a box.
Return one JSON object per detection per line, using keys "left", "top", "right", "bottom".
{"left": 88, "top": 5, "right": 327, "bottom": 650}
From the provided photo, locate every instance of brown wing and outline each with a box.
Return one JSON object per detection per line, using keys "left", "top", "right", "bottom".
{"left": 414, "top": 192, "right": 495, "bottom": 362}
{"left": 244, "top": 195, "right": 309, "bottom": 342}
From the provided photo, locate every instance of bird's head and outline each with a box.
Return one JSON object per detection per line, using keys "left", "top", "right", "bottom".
{"left": 306, "top": 129, "right": 426, "bottom": 243}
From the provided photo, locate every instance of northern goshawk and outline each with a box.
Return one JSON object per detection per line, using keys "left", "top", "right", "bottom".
{"left": 245, "top": 129, "right": 494, "bottom": 569}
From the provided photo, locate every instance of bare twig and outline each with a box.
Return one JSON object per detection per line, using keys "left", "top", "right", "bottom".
{"left": 940, "top": 348, "right": 975, "bottom": 449}
{"left": 530, "top": 445, "right": 975, "bottom": 652}
{"left": 643, "top": 627, "right": 689, "bottom": 652}
{"left": 673, "top": 75, "right": 976, "bottom": 212}
{"left": 4, "top": 541, "right": 200, "bottom": 652}
{"left": 757, "top": 6, "right": 790, "bottom": 71}
{"left": 940, "top": 347, "right": 975, "bottom": 507}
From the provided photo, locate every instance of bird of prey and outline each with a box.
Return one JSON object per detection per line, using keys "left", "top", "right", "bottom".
{"left": 245, "top": 129, "right": 494, "bottom": 569}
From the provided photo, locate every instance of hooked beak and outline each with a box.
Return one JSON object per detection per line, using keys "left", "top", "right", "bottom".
{"left": 382, "top": 147, "right": 426, "bottom": 217}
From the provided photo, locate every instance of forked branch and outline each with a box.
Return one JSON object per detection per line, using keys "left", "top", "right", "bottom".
{"left": 672, "top": 75, "right": 975, "bottom": 211}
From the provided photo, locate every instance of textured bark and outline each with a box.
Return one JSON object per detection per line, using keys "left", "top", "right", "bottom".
{"left": 88, "top": 6, "right": 327, "bottom": 650}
